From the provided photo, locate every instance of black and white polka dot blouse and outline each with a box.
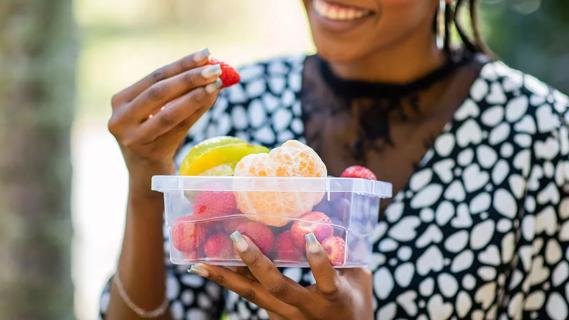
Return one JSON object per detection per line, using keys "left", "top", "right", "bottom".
{"left": 100, "top": 54, "right": 569, "bottom": 320}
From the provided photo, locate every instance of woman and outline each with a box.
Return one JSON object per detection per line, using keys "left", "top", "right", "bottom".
{"left": 100, "top": 0, "right": 569, "bottom": 319}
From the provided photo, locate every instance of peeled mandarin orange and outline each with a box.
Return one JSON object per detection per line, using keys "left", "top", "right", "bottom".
{"left": 234, "top": 140, "right": 327, "bottom": 227}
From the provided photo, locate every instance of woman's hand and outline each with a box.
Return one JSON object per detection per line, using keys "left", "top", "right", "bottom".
{"left": 105, "top": 49, "right": 224, "bottom": 318}
{"left": 189, "top": 233, "right": 373, "bottom": 320}
{"left": 107, "top": 48, "right": 223, "bottom": 193}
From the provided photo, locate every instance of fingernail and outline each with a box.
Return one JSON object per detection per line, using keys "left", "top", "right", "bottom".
{"left": 205, "top": 79, "right": 223, "bottom": 94}
{"left": 305, "top": 233, "right": 321, "bottom": 254}
{"left": 230, "top": 231, "right": 248, "bottom": 252}
{"left": 201, "top": 64, "right": 222, "bottom": 78}
{"left": 193, "top": 48, "right": 210, "bottom": 62}
{"left": 188, "top": 263, "right": 209, "bottom": 277}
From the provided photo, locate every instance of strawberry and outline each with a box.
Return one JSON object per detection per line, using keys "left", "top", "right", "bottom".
{"left": 193, "top": 191, "right": 237, "bottom": 218}
{"left": 290, "top": 211, "right": 333, "bottom": 249}
{"left": 209, "top": 58, "right": 241, "bottom": 88}
{"left": 222, "top": 215, "right": 250, "bottom": 234}
{"left": 322, "top": 236, "right": 346, "bottom": 266}
{"left": 341, "top": 165, "right": 377, "bottom": 180}
{"left": 275, "top": 231, "right": 303, "bottom": 261}
{"left": 203, "top": 233, "right": 234, "bottom": 258}
{"left": 236, "top": 221, "right": 274, "bottom": 255}
{"left": 170, "top": 216, "right": 207, "bottom": 254}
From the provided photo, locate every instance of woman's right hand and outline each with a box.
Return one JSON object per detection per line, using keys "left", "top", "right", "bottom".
{"left": 107, "top": 49, "right": 222, "bottom": 193}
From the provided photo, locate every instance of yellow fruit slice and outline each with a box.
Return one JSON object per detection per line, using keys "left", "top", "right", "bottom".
{"left": 180, "top": 136, "right": 242, "bottom": 170}
{"left": 183, "top": 164, "right": 235, "bottom": 202}
{"left": 199, "top": 164, "right": 234, "bottom": 176}
{"left": 179, "top": 137, "right": 269, "bottom": 176}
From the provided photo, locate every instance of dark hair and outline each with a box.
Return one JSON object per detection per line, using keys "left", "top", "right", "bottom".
{"left": 439, "top": 0, "right": 491, "bottom": 56}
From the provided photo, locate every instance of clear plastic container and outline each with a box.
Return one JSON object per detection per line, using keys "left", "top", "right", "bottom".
{"left": 152, "top": 176, "right": 392, "bottom": 268}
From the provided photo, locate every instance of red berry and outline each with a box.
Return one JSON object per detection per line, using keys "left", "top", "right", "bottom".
{"left": 171, "top": 216, "right": 207, "bottom": 254}
{"left": 222, "top": 215, "right": 250, "bottom": 234}
{"left": 235, "top": 222, "right": 274, "bottom": 255}
{"left": 275, "top": 231, "right": 303, "bottom": 261}
{"left": 203, "top": 233, "right": 234, "bottom": 258}
{"left": 290, "top": 211, "right": 333, "bottom": 249}
{"left": 209, "top": 58, "right": 241, "bottom": 88}
{"left": 193, "top": 191, "right": 237, "bottom": 218}
{"left": 341, "top": 165, "right": 377, "bottom": 180}
{"left": 322, "top": 236, "right": 346, "bottom": 266}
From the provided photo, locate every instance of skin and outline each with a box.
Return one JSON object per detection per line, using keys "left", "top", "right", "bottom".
{"left": 304, "top": 0, "right": 446, "bottom": 83}
{"left": 106, "top": 52, "right": 222, "bottom": 319}
{"left": 106, "top": 0, "right": 452, "bottom": 319}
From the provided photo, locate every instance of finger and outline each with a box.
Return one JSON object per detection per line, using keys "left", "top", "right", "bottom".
{"left": 164, "top": 101, "right": 211, "bottom": 143}
{"left": 305, "top": 233, "right": 341, "bottom": 298}
{"left": 267, "top": 311, "right": 289, "bottom": 320}
{"left": 235, "top": 267, "right": 256, "bottom": 280}
{"left": 112, "top": 48, "right": 211, "bottom": 106}
{"left": 225, "top": 267, "right": 256, "bottom": 281}
{"left": 339, "top": 268, "right": 372, "bottom": 291}
{"left": 127, "top": 64, "right": 222, "bottom": 120}
{"left": 141, "top": 101, "right": 210, "bottom": 157}
{"left": 135, "top": 85, "right": 220, "bottom": 143}
{"left": 230, "top": 231, "right": 310, "bottom": 307}
{"left": 188, "top": 264, "right": 301, "bottom": 319}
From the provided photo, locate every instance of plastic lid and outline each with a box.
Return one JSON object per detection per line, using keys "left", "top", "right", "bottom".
{"left": 152, "top": 176, "right": 392, "bottom": 198}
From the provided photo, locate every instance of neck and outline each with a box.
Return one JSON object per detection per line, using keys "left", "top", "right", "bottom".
{"left": 330, "top": 32, "right": 446, "bottom": 84}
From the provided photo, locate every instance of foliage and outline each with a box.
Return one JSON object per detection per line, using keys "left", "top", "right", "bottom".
{"left": 482, "top": 0, "right": 569, "bottom": 92}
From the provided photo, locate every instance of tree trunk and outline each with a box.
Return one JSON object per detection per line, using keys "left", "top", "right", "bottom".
{"left": 0, "top": 0, "right": 76, "bottom": 318}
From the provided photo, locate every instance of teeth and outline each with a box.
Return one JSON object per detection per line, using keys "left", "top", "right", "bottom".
{"left": 313, "top": 0, "right": 370, "bottom": 21}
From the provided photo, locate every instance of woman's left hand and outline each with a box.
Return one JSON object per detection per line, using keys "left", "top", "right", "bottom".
{"left": 188, "top": 232, "right": 373, "bottom": 320}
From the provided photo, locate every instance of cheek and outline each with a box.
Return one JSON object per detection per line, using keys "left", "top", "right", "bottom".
{"left": 307, "top": 0, "right": 436, "bottom": 62}
{"left": 381, "top": 0, "right": 430, "bottom": 7}
{"left": 375, "top": 0, "right": 435, "bottom": 34}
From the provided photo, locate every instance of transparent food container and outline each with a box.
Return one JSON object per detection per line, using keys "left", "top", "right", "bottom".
{"left": 152, "top": 176, "right": 392, "bottom": 268}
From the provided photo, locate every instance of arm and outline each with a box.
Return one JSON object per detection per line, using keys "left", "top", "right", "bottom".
{"left": 107, "top": 179, "right": 171, "bottom": 320}
{"left": 103, "top": 49, "right": 223, "bottom": 319}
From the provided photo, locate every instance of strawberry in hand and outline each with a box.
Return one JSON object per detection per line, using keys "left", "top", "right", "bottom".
{"left": 209, "top": 58, "right": 241, "bottom": 88}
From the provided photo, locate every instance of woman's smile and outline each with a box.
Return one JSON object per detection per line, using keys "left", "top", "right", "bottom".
{"left": 309, "top": 0, "right": 377, "bottom": 33}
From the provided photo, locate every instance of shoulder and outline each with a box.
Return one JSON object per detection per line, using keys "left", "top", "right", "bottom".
{"left": 473, "top": 60, "right": 569, "bottom": 136}
{"left": 478, "top": 61, "right": 569, "bottom": 185}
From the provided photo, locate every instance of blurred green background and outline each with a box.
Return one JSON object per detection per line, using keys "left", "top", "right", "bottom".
{"left": 0, "top": 0, "right": 567, "bottom": 319}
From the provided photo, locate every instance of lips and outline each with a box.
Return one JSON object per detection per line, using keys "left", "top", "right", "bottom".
{"left": 312, "top": 0, "right": 373, "bottom": 21}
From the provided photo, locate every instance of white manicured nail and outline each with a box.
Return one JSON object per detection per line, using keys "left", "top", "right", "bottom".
{"left": 230, "top": 231, "right": 248, "bottom": 252}
{"left": 305, "top": 233, "right": 322, "bottom": 254}
{"left": 205, "top": 79, "right": 223, "bottom": 94}
{"left": 188, "top": 263, "right": 209, "bottom": 277}
{"left": 201, "top": 64, "right": 222, "bottom": 78}
{"left": 193, "top": 48, "right": 210, "bottom": 62}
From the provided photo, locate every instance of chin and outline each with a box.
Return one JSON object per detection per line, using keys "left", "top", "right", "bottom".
{"left": 315, "top": 42, "right": 367, "bottom": 64}
{"left": 303, "top": 0, "right": 436, "bottom": 65}
{"left": 303, "top": 0, "right": 381, "bottom": 64}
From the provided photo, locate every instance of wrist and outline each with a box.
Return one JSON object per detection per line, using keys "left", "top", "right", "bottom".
{"left": 125, "top": 188, "right": 164, "bottom": 225}
{"left": 128, "top": 162, "right": 176, "bottom": 193}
